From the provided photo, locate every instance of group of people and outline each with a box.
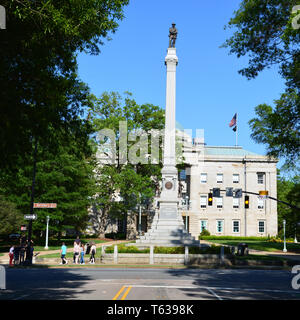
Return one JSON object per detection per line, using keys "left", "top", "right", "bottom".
{"left": 9, "top": 238, "right": 34, "bottom": 266}
{"left": 60, "top": 236, "right": 97, "bottom": 265}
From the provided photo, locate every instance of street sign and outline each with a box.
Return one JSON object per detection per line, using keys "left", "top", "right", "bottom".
{"left": 24, "top": 214, "right": 37, "bottom": 220}
{"left": 34, "top": 203, "right": 57, "bottom": 208}
{"left": 258, "top": 191, "right": 269, "bottom": 199}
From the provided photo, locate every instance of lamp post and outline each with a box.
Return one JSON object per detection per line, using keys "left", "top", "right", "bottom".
{"left": 44, "top": 216, "right": 50, "bottom": 249}
{"left": 283, "top": 219, "right": 287, "bottom": 253}
{"left": 138, "top": 193, "right": 142, "bottom": 236}
{"left": 185, "top": 195, "right": 189, "bottom": 231}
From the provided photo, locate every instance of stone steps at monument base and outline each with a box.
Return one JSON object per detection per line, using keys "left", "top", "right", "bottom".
{"left": 150, "top": 221, "right": 185, "bottom": 227}
{"left": 142, "top": 229, "right": 194, "bottom": 237}
{"left": 139, "top": 234, "right": 196, "bottom": 241}
{"left": 147, "top": 228, "right": 186, "bottom": 235}
{"left": 135, "top": 239, "right": 201, "bottom": 246}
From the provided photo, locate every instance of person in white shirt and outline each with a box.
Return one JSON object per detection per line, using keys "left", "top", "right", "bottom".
{"left": 74, "top": 243, "right": 80, "bottom": 264}
{"left": 89, "top": 243, "right": 96, "bottom": 264}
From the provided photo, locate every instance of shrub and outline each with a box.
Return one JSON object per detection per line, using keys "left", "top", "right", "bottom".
{"left": 199, "top": 235, "right": 270, "bottom": 241}
{"left": 103, "top": 244, "right": 231, "bottom": 255}
{"left": 154, "top": 246, "right": 185, "bottom": 254}
{"left": 199, "top": 229, "right": 210, "bottom": 238}
{"left": 104, "top": 244, "right": 149, "bottom": 254}
{"left": 105, "top": 232, "right": 126, "bottom": 240}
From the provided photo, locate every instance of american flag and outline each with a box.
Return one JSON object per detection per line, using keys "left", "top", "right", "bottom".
{"left": 229, "top": 113, "right": 237, "bottom": 128}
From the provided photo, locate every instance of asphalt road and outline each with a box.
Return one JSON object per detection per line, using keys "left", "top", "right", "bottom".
{"left": 0, "top": 267, "right": 300, "bottom": 300}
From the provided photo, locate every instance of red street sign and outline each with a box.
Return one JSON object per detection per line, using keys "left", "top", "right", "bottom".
{"left": 34, "top": 203, "right": 57, "bottom": 208}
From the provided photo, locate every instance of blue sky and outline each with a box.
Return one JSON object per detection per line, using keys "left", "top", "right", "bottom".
{"left": 77, "top": 0, "right": 285, "bottom": 164}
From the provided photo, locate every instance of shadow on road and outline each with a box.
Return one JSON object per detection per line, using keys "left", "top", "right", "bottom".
{"left": 0, "top": 266, "right": 95, "bottom": 300}
{"left": 165, "top": 268, "right": 300, "bottom": 300}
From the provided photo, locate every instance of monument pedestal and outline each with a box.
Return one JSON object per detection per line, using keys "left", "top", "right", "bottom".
{"left": 135, "top": 45, "right": 201, "bottom": 248}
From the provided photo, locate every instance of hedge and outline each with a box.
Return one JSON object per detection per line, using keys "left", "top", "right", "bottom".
{"left": 104, "top": 244, "right": 231, "bottom": 254}
{"left": 199, "top": 236, "right": 270, "bottom": 241}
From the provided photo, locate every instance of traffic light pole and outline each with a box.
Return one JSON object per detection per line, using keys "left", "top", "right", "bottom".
{"left": 209, "top": 188, "right": 300, "bottom": 211}
{"left": 25, "top": 137, "right": 38, "bottom": 265}
{"left": 242, "top": 191, "right": 300, "bottom": 211}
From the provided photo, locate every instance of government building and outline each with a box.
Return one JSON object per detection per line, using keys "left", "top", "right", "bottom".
{"left": 176, "top": 134, "right": 278, "bottom": 239}
{"left": 88, "top": 131, "right": 278, "bottom": 240}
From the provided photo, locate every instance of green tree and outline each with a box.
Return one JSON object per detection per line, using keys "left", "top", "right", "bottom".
{"left": 0, "top": 196, "right": 23, "bottom": 235}
{"left": 0, "top": 127, "right": 97, "bottom": 239}
{"left": 0, "top": 0, "right": 129, "bottom": 170}
{"left": 223, "top": 0, "right": 299, "bottom": 171}
{"left": 88, "top": 92, "right": 165, "bottom": 237}
{"left": 277, "top": 173, "right": 300, "bottom": 239}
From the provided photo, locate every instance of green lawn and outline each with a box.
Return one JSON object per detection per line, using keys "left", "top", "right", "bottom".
{"left": 206, "top": 240, "right": 300, "bottom": 253}
{"left": 234, "top": 254, "right": 287, "bottom": 262}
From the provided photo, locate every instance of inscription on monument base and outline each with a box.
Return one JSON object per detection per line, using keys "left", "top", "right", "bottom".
{"left": 160, "top": 206, "right": 177, "bottom": 219}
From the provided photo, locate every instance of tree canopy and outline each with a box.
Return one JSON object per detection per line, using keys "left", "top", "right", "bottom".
{"left": 0, "top": 0, "right": 129, "bottom": 170}
{"left": 87, "top": 92, "right": 165, "bottom": 237}
{"left": 223, "top": 0, "right": 299, "bottom": 172}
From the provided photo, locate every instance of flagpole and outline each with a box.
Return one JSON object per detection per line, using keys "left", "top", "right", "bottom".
{"left": 235, "top": 113, "right": 238, "bottom": 147}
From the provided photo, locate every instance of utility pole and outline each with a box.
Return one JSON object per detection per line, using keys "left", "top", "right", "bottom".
{"left": 138, "top": 193, "right": 142, "bottom": 236}
{"left": 25, "top": 137, "right": 38, "bottom": 265}
{"left": 283, "top": 219, "right": 287, "bottom": 253}
{"left": 44, "top": 216, "right": 50, "bottom": 249}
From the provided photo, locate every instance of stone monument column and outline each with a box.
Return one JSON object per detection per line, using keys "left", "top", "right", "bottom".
{"left": 159, "top": 47, "right": 181, "bottom": 220}
{"left": 135, "top": 24, "right": 201, "bottom": 247}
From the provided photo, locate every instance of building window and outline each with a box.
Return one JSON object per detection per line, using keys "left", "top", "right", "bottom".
{"left": 200, "top": 173, "right": 207, "bottom": 183}
{"left": 200, "top": 195, "right": 207, "bottom": 208}
{"left": 200, "top": 220, "right": 207, "bottom": 233}
{"left": 217, "top": 173, "right": 223, "bottom": 183}
{"left": 233, "top": 174, "right": 239, "bottom": 183}
{"left": 216, "top": 197, "right": 223, "bottom": 208}
{"left": 257, "top": 172, "right": 265, "bottom": 184}
{"left": 258, "top": 198, "right": 264, "bottom": 209}
{"left": 216, "top": 220, "right": 223, "bottom": 233}
{"left": 233, "top": 198, "right": 239, "bottom": 209}
{"left": 233, "top": 220, "right": 240, "bottom": 233}
{"left": 258, "top": 221, "right": 265, "bottom": 233}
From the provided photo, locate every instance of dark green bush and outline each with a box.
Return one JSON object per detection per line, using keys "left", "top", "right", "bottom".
{"left": 105, "top": 232, "right": 126, "bottom": 240}
{"left": 104, "top": 244, "right": 150, "bottom": 253}
{"left": 199, "top": 229, "right": 211, "bottom": 237}
{"left": 198, "top": 235, "right": 270, "bottom": 241}
{"left": 104, "top": 244, "right": 231, "bottom": 255}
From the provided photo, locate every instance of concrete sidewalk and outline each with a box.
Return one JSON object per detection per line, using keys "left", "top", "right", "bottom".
{"left": 0, "top": 240, "right": 129, "bottom": 264}
{"left": 36, "top": 239, "right": 129, "bottom": 257}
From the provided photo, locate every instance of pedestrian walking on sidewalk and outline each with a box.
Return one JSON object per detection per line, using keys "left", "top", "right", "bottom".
{"left": 60, "top": 242, "right": 68, "bottom": 265}
{"left": 80, "top": 244, "right": 85, "bottom": 264}
{"left": 9, "top": 245, "right": 14, "bottom": 266}
{"left": 19, "top": 241, "right": 26, "bottom": 265}
{"left": 89, "top": 242, "right": 96, "bottom": 264}
{"left": 73, "top": 236, "right": 81, "bottom": 263}
{"left": 74, "top": 242, "right": 80, "bottom": 264}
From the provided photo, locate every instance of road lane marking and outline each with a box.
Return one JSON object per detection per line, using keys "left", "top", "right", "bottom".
{"left": 127, "top": 284, "right": 300, "bottom": 295}
{"left": 207, "top": 288, "right": 223, "bottom": 300}
{"left": 121, "top": 286, "right": 132, "bottom": 300}
{"left": 112, "top": 285, "right": 126, "bottom": 300}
